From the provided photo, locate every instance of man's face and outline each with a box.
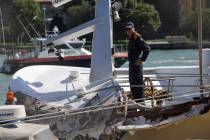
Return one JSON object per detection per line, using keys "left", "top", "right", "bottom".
{"left": 126, "top": 28, "right": 134, "bottom": 37}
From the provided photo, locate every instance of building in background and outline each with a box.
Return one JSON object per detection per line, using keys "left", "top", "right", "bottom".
{"left": 179, "top": 0, "right": 210, "bottom": 20}
{"left": 146, "top": 0, "right": 180, "bottom": 33}
{"left": 145, "top": 0, "right": 210, "bottom": 34}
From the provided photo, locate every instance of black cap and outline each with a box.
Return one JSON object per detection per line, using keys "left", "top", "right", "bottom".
{"left": 125, "top": 22, "right": 134, "bottom": 29}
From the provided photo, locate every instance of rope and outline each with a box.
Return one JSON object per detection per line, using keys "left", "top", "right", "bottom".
{"left": 148, "top": 73, "right": 209, "bottom": 76}
{"left": 1, "top": 90, "right": 210, "bottom": 127}
{"left": 121, "top": 84, "right": 210, "bottom": 88}
{"left": 116, "top": 73, "right": 210, "bottom": 78}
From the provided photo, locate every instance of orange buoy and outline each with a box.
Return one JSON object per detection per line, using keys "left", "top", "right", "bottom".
{"left": 5, "top": 91, "right": 15, "bottom": 105}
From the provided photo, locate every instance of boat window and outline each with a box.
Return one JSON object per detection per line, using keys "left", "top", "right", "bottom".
{"left": 54, "top": 44, "right": 69, "bottom": 49}
{"left": 68, "top": 43, "right": 83, "bottom": 49}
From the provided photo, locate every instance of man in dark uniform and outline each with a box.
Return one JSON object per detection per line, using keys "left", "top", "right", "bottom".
{"left": 125, "top": 22, "right": 150, "bottom": 99}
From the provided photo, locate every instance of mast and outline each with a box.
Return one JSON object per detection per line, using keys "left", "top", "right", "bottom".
{"left": 90, "top": 0, "right": 113, "bottom": 82}
{"left": 48, "top": 0, "right": 114, "bottom": 82}
{"left": 43, "top": 6, "right": 47, "bottom": 38}
{"left": 198, "top": 0, "right": 203, "bottom": 97}
{"left": 17, "top": 16, "right": 32, "bottom": 40}
{"left": 0, "top": 7, "right": 5, "bottom": 51}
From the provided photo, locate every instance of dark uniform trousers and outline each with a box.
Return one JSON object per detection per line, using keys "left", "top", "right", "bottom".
{"left": 129, "top": 62, "right": 144, "bottom": 99}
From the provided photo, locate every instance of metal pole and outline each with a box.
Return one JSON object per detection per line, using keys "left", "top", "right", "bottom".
{"left": 25, "top": 18, "right": 42, "bottom": 38}
{"left": 198, "top": 0, "right": 203, "bottom": 98}
{"left": 17, "top": 16, "right": 32, "bottom": 39}
{"left": 0, "top": 7, "right": 5, "bottom": 47}
{"left": 43, "top": 7, "right": 47, "bottom": 38}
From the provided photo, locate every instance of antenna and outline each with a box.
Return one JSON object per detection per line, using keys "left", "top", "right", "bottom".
{"left": 24, "top": 18, "right": 42, "bottom": 38}
{"left": 17, "top": 16, "right": 32, "bottom": 40}
{"left": 198, "top": 0, "right": 203, "bottom": 98}
{"left": 42, "top": 6, "right": 47, "bottom": 38}
{"left": 0, "top": 7, "right": 5, "bottom": 47}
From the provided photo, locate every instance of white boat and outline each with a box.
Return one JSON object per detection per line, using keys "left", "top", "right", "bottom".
{"left": 7, "top": 0, "right": 210, "bottom": 139}
{"left": 1, "top": 38, "right": 92, "bottom": 74}
{"left": 116, "top": 56, "right": 210, "bottom": 132}
{"left": 7, "top": 0, "right": 126, "bottom": 139}
{"left": 1, "top": 37, "right": 127, "bottom": 74}
{"left": 0, "top": 105, "right": 58, "bottom": 140}
{"left": 115, "top": 0, "right": 210, "bottom": 133}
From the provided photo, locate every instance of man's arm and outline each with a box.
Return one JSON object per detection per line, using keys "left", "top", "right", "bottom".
{"left": 138, "top": 38, "right": 150, "bottom": 61}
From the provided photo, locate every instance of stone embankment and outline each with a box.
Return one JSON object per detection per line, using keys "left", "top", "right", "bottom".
{"left": 114, "top": 41, "right": 210, "bottom": 51}
{"left": 1, "top": 41, "right": 210, "bottom": 54}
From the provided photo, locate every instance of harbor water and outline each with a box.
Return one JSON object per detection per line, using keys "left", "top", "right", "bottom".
{"left": 0, "top": 49, "right": 198, "bottom": 105}
{"left": 121, "top": 49, "right": 198, "bottom": 68}
{"left": 0, "top": 55, "right": 8, "bottom": 104}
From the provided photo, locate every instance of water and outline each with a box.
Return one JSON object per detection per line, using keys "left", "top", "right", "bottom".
{"left": 0, "top": 49, "right": 199, "bottom": 105}
{"left": 121, "top": 49, "right": 198, "bottom": 68}
{"left": 0, "top": 54, "right": 8, "bottom": 105}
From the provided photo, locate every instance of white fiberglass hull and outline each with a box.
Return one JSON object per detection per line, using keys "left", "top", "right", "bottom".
{"left": 9, "top": 65, "right": 126, "bottom": 140}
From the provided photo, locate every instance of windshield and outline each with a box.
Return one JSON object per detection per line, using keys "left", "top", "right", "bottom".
{"left": 69, "top": 43, "right": 84, "bottom": 49}
{"left": 55, "top": 42, "right": 84, "bottom": 50}
{"left": 54, "top": 44, "right": 69, "bottom": 49}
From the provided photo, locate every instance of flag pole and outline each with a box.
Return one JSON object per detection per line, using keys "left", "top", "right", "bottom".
{"left": 198, "top": 0, "right": 203, "bottom": 98}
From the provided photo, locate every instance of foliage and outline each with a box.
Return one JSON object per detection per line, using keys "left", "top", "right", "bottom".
{"left": 114, "top": 1, "right": 161, "bottom": 39}
{"left": 10, "top": 0, "right": 43, "bottom": 40}
{"left": 11, "top": 0, "right": 41, "bottom": 21}
{"left": 180, "top": 8, "right": 210, "bottom": 40}
{"left": 50, "top": 12, "right": 67, "bottom": 33}
{"left": 123, "top": 0, "right": 143, "bottom": 9}
{"left": 65, "top": 0, "right": 160, "bottom": 40}
{"left": 66, "top": 1, "right": 94, "bottom": 28}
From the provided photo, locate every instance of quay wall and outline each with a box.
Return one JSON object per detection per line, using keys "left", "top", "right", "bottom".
{"left": 1, "top": 41, "right": 210, "bottom": 54}
{"left": 148, "top": 41, "right": 210, "bottom": 50}
{"left": 114, "top": 41, "right": 210, "bottom": 51}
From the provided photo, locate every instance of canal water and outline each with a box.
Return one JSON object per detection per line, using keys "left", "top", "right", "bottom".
{"left": 0, "top": 54, "right": 8, "bottom": 104}
{"left": 0, "top": 49, "right": 198, "bottom": 104}
{"left": 121, "top": 49, "right": 198, "bottom": 68}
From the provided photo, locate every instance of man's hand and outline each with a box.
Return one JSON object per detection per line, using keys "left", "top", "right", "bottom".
{"left": 134, "top": 59, "right": 143, "bottom": 65}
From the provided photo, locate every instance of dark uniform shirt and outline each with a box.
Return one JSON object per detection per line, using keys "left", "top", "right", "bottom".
{"left": 128, "top": 32, "right": 150, "bottom": 63}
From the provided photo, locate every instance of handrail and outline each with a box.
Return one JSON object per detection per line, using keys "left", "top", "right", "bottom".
{"left": 1, "top": 90, "right": 210, "bottom": 127}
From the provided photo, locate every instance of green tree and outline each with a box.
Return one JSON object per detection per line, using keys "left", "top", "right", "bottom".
{"left": 66, "top": 0, "right": 160, "bottom": 40}
{"left": 114, "top": 1, "right": 161, "bottom": 39}
{"left": 180, "top": 8, "right": 210, "bottom": 40}
{"left": 67, "top": 1, "right": 94, "bottom": 28}
{"left": 10, "top": 0, "right": 43, "bottom": 41}
{"left": 123, "top": 3, "right": 160, "bottom": 32}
